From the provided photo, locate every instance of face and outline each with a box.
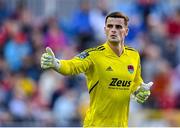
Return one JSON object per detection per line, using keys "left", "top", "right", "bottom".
{"left": 104, "top": 17, "right": 128, "bottom": 44}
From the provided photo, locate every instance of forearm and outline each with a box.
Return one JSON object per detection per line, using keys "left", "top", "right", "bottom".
{"left": 41, "top": 47, "right": 92, "bottom": 76}
{"left": 57, "top": 60, "right": 73, "bottom": 75}
{"left": 59, "top": 59, "right": 91, "bottom": 75}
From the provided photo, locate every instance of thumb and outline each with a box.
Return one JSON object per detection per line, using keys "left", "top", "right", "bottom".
{"left": 46, "top": 47, "right": 55, "bottom": 58}
{"left": 142, "top": 82, "right": 153, "bottom": 90}
{"left": 148, "top": 82, "right": 153, "bottom": 87}
{"left": 146, "top": 82, "right": 153, "bottom": 88}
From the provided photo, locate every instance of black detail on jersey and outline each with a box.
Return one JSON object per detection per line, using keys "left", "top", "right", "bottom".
{"left": 125, "top": 46, "right": 137, "bottom": 52}
{"left": 97, "top": 45, "right": 105, "bottom": 51}
{"left": 77, "top": 45, "right": 105, "bottom": 59}
{"left": 85, "top": 48, "right": 98, "bottom": 53}
{"left": 106, "top": 66, "right": 113, "bottom": 71}
{"left": 84, "top": 46, "right": 105, "bottom": 54}
{"left": 125, "top": 45, "right": 134, "bottom": 49}
{"left": 89, "top": 81, "right": 99, "bottom": 94}
{"left": 125, "top": 48, "right": 136, "bottom": 52}
{"left": 109, "top": 78, "right": 131, "bottom": 87}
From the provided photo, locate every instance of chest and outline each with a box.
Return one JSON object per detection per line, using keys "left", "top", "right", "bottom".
{"left": 95, "top": 55, "right": 137, "bottom": 81}
{"left": 93, "top": 55, "right": 138, "bottom": 99}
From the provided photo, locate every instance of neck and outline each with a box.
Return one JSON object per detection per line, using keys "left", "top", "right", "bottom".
{"left": 107, "top": 41, "right": 124, "bottom": 57}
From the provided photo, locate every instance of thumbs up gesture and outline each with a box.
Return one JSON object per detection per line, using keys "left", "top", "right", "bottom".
{"left": 41, "top": 47, "right": 60, "bottom": 70}
{"left": 132, "top": 82, "right": 153, "bottom": 104}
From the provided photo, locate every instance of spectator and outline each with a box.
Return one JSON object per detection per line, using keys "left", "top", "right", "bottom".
{"left": 71, "top": 0, "right": 95, "bottom": 51}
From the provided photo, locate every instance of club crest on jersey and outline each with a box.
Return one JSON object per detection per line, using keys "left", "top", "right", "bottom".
{"left": 128, "top": 65, "right": 134, "bottom": 74}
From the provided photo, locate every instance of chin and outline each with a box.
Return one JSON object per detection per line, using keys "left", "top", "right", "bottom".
{"left": 109, "top": 39, "right": 119, "bottom": 43}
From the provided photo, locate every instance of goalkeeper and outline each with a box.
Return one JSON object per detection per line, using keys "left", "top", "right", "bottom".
{"left": 41, "top": 12, "right": 153, "bottom": 127}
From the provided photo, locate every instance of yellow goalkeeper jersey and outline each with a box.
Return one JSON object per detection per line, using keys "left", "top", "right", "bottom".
{"left": 59, "top": 41, "right": 143, "bottom": 127}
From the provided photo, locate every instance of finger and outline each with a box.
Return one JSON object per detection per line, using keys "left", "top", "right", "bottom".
{"left": 139, "top": 92, "right": 150, "bottom": 97}
{"left": 137, "top": 98, "right": 144, "bottom": 103}
{"left": 41, "top": 57, "right": 53, "bottom": 62}
{"left": 142, "top": 82, "right": 153, "bottom": 90}
{"left": 147, "top": 82, "right": 153, "bottom": 88}
{"left": 41, "top": 62, "right": 50, "bottom": 66}
{"left": 46, "top": 47, "right": 55, "bottom": 57}
{"left": 137, "top": 94, "right": 145, "bottom": 100}
{"left": 41, "top": 61, "right": 51, "bottom": 68}
{"left": 41, "top": 58, "right": 50, "bottom": 64}
{"left": 41, "top": 58, "right": 52, "bottom": 64}
{"left": 136, "top": 92, "right": 149, "bottom": 99}
{"left": 144, "top": 82, "right": 153, "bottom": 87}
{"left": 41, "top": 62, "right": 47, "bottom": 68}
{"left": 42, "top": 53, "right": 53, "bottom": 59}
{"left": 41, "top": 64, "right": 50, "bottom": 69}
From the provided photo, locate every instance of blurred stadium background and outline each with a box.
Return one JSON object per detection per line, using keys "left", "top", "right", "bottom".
{"left": 0, "top": 0, "right": 180, "bottom": 126}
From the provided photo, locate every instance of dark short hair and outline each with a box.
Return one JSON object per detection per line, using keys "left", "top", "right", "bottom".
{"left": 105, "top": 12, "right": 129, "bottom": 26}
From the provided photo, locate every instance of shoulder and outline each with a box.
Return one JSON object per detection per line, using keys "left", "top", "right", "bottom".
{"left": 84, "top": 45, "right": 105, "bottom": 53}
{"left": 76, "top": 45, "right": 105, "bottom": 59}
{"left": 125, "top": 45, "right": 140, "bottom": 57}
{"left": 125, "top": 45, "right": 137, "bottom": 52}
{"left": 125, "top": 45, "right": 139, "bottom": 53}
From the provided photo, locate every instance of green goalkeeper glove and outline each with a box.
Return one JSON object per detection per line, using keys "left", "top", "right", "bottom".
{"left": 41, "top": 47, "right": 60, "bottom": 70}
{"left": 132, "top": 82, "right": 153, "bottom": 104}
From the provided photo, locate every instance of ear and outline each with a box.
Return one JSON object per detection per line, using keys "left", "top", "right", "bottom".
{"left": 125, "top": 28, "right": 129, "bottom": 36}
{"left": 104, "top": 26, "right": 107, "bottom": 35}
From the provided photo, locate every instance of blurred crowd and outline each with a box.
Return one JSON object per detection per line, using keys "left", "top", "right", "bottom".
{"left": 0, "top": 0, "right": 179, "bottom": 126}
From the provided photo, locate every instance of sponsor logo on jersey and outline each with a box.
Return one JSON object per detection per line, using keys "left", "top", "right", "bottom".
{"left": 76, "top": 51, "right": 89, "bottom": 59}
{"left": 127, "top": 65, "right": 134, "bottom": 74}
{"left": 108, "top": 78, "right": 131, "bottom": 90}
{"left": 106, "top": 66, "right": 113, "bottom": 71}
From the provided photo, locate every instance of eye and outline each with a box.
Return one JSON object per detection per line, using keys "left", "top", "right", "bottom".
{"left": 107, "top": 24, "right": 113, "bottom": 28}
{"left": 115, "top": 25, "right": 123, "bottom": 29}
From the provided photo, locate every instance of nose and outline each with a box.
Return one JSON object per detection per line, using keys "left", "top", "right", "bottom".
{"left": 111, "top": 26, "right": 117, "bottom": 34}
{"left": 111, "top": 29, "right": 116, "bottom": 34}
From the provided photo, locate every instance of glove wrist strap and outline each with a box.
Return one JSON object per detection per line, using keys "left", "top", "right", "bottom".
{"left": 53, "top": 58, "right": 61, "bottom": 71}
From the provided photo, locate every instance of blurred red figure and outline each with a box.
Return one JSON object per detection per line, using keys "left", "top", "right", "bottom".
{"left": 166, "top": 8, "right": 180, "bottom": 38}
{"left": 152, "top": 61, "right": 175, "bottom": 109}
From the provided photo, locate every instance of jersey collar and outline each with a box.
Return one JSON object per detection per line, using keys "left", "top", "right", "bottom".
{"left": 103, "top": 41, "right": 127, "bottom": 57}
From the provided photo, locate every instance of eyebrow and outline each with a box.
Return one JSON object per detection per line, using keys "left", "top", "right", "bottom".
{"left": 106, "top": 24, "right": 124, "bottom": 27}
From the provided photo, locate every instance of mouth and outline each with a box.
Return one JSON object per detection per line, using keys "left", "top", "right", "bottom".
{"left": 110, "top": 35, "right": 117, "bottom": 38}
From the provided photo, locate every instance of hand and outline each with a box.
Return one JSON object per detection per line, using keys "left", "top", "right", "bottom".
{"left": 132, "top": 82, "right": 153, "bottom": 103}
{"left": 41, "top": 47, "right": 60, "bottom": 70}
